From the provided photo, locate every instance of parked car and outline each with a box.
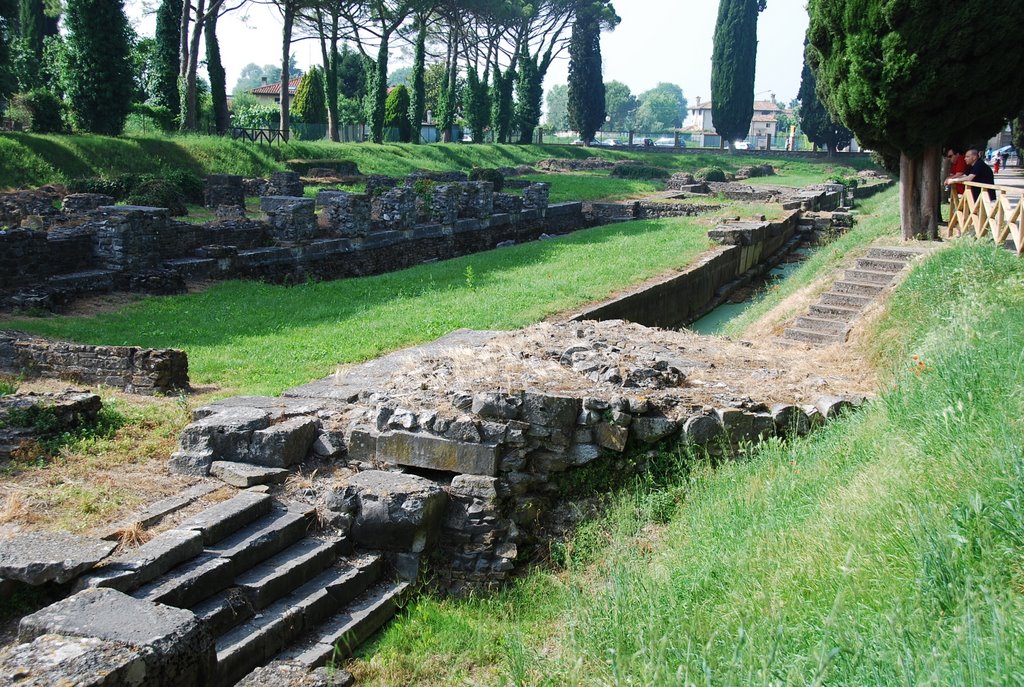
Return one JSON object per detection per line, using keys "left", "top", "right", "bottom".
{"left": 653, "top": 137, "right": 677, "bottom": 147}
{"left": 601, "top": 139, "right": 620, "bottom": 147}
{"left": 733, "top": 140, "right": 750, "bottom": 150}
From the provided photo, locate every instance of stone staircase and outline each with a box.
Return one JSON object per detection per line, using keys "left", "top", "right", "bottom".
{"left": 783, "top": 246, "right": 927, "bottom": 345}
{"left": 76, "top": 489, "right": 409, "bottom": 686}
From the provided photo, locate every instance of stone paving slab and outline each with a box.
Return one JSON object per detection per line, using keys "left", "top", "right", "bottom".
{"left": 0, "top": 633, "right": 147, "bottom": 687}
{"left": 0, "top": 531, "right": 116, "bottom": 585}
{"left": 179, "top": 490, "right": 272, "bottom": 545}
{"left": 211, "top": 461, "right": 290, "bottom": 488}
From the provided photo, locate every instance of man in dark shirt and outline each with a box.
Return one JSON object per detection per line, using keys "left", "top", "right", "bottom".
{"left": 949, "top": 148, "right": 996, "bottom": 200}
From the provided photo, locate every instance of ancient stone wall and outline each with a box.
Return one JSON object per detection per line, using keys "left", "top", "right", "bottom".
{"left": 0, "top": 330, "right": 189, "bottom": 394}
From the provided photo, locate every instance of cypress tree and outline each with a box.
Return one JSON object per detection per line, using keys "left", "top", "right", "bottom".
{"left": 464, "top": 66, "right": 490, "bottom": 143}
{"left": 205, "top": 13, "right": 229, "bottom": 134}
{"left": 152, "top": 0, "right": 181, "bottom": 116}
{"left": 408, "top": 17, "right": 426, "bottom": 143}
{"left": 64, "top": 0, "right": 133, "bottom": 134}
{"left": 710, "top": 0, "right": 761, "bottom": 149}
{"left": 515, "top": 48, "right": 543, "bottom": 144}
{"left": 796, "top": 41, "right": 849, "bottom": 155}
{"left": 0, "top": 0, "right": 14, "bottom": 113}
{"left": 490, "top": 65, "right": 514, "bottom": 144}
{"left": 293, "top": 66, "right": 327, "bottom": 124}
{"left": 384, "top": 83, "right": 411, "bottom": 142}
{"left": 17, "top": 0, "right": 57, "bottom": 89}
{"left": 808, "top": 0, "right": 1024, "bottom": 239}
{"left": 567, "top": 2, "right": 606, "bottom": 144}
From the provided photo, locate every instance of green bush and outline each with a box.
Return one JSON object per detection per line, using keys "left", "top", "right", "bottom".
{"left": 128, "top": 103, "right": 177, "bottom": 132}
{"left": 610, "top": 164, "right": 671, "bottom": 180}
{"left": 469, "top": 166, "right": 505, "bottom": 192}
{"left": 126, "top": 179, "right": 188, "bottom": 215}
{"left": 16, "top": 89, "right": 68, "bottom": 133}
{"left": 827, "top": 173, "right": 859, "bottom": 189}
{"left": 694, "top": 166, "right": 727, "bottom": 182}
{"left": 67, "top": 174, "right": 136, "bottom": 198}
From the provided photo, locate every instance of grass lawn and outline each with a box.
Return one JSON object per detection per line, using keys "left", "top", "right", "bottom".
{"left": 1, "top": 211, "right": 726, "bottom": 396}
{"left": 346, "top": 239, "right": 1024, "bottom": 686}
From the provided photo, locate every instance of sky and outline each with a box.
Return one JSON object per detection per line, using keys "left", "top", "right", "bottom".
{"left": 128, "top": 0, "right": 810, "bottom": 105}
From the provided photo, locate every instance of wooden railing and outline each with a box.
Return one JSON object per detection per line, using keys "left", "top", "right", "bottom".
{"left": 228, "top": 127, "right": 289, "bottom": 145}
{"left": 947, "top": 182, "right": 1024, "bottom": 255}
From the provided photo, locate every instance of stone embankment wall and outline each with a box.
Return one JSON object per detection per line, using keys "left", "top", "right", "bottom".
{"left": 0, "top": 172, "right": 847, "bottom": 311}
{"left": 0, "top": 330, "right": 188, "bottom": 394}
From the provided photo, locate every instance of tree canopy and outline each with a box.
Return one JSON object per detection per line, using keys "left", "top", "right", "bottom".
{"left": 808, "top": 0, "right": 1024, "bottom": 238}
{"left": 545, "top": 83, "right": 569, "bottom": 130}
{"left": 64, "top": 0, "right": 133, "bottom": 134}
{"left": 796, "top": 41, "right": 849, "bottom": 154}
{"left": 568, "top": 1, "right": 618, "bottom": 142}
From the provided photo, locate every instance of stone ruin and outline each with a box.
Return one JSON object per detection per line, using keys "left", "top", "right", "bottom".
{"left": 0, "top": 389, "right": 103, "bottom": 461}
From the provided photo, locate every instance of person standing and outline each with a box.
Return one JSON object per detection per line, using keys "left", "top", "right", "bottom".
{"left": 947, "top": 148, "right": 995, "bottom": 200}
{"left": 944, "top": 148, "right": 968, "bottom": 197}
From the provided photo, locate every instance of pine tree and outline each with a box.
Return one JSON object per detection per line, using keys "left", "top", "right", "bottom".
{"left": 408, "top": 17, "right": 426, "bottom": 143}
{"left": 384, "top": 83, "right": 411, "bottom": 142}
{"left": 797, "top": 41, "right": 849, "bottom": 155}
{"left": 567, "top": 2, "right": 606, "bottom": 144}
{"left": 293, "top": 66, "right": 327, "bottom": 124}
{"left": 152, "top": 0, "right": 181, "bottom": 116}
{"left": 515, "top": 48, "right": 543, "bottom": 144}
{"left": 64, "top": 0, "right": 133, "bottom": 134}
{"left": 808, "top": 0, "right": 1024, "bottom": 239}
{"left": 710, "top": 0, "right": 761, "bottom": 148}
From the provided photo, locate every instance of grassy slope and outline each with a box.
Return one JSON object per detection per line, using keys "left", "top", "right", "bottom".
{"left": 349, "top": 234, "right": 1024, "bottom": 684}
{"left": 0, "top": 132, "right": 871, "bottom": 190}
{"left": 1, "top": 213, "right": 721, "bottom": 395}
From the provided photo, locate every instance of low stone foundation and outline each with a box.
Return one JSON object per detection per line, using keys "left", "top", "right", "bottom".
{"left": 0, "top": 330, "right": 189, "bottom": 394}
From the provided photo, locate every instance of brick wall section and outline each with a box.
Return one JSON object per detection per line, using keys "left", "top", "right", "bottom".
{"left": 0, "top": 330, "right": 189, "bottom": 394}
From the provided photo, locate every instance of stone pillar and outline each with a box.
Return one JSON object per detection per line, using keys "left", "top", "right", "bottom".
{"left": 260, "top": 196, "right": 316, "bottom": 242}
{"left": 204, "top": 174, "right": 245, "bottom": 210}
{"left": 316, "top": 190, "right": 371, "bottom": 237}
{"left": 92, "top": 206, "right": 170, "bottom": 271}
{"left": 371, "top": 187, "right": 416, "bottom": 231}
{"left": 458, "top": 181, "right": 494, "bottom": 219}
{"left": 429, "top": 184, "right": 461, "bottom": 225}
{"left": 267, "top": 171, "right": 303, "bottom": 197}
{"left": 522, "top": 183, "right": 550, "bottom": 211}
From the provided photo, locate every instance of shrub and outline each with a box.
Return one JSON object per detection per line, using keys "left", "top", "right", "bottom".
{"left": 827, "top": 173, "right": 860, "bottom": 190}
{"left": 231, "top": 102, "right": 278, "bottom": 129}
{"left": 128, "top": 103, "right": 176, "bottom": 132}
{"left": 610, "top": 163, "right": 671, "bottom": 180}
{"left": 68, "top": 174, "right": 136, "bottom": 198}
{"left": 694, "top": 166, "right": 727, "bottom": 182}
{"left": 14, "top": 89, "right": 68, "bottom": 133}
{"left": 469, "top": 167, "right": 505, "bottom": 192}
{"left": 126, "top": 179, "right": 187, "bottom": 216}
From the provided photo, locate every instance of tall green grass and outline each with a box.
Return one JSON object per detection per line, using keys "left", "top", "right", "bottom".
{"left": 350, "top": 242, "right": 1024, "bottom": 686}
{"left": 1, "top": 214, "right": 718, "bottom": 395}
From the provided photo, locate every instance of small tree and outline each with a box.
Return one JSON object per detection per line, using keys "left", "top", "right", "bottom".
{"left": 515, "top": 49, "right": 544, "bottom": 144}
{"left": 384, "top": 83, "right": 411, "bottom": 142}
{"left": 293, "top": 66, "right": 327, "bottom": 124}
{"left": 711, "top": 0, "right": 764, "bottom": 149}
{"left": 64, "top": 0, "right": 133, "bottom": 134}
{"left": 568, "top": 2, "right": 615, "bottom": 144}
{"left": 464, "top": 67, "right": 490, "bottom": 143}
{"left": 152, "top": 0, "right": 181, "bottom": 116}
{"left": 491, "top": 65, "right": 514, "bottom": 143}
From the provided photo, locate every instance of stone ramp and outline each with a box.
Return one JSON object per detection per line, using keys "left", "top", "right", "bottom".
{"left": 63, "top": 489, "right": 405, "bottom": 686}
{"left": 782, "top": 246, "right": 930, "bottom": 346}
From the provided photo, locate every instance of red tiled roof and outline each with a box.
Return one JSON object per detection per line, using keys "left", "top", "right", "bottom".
{"left": 251, "top": 78, "right": 302, "bottom": 95}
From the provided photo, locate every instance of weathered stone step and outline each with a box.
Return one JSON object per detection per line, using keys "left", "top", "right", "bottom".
{"left": 214, "top": 555, "right": 384, "bottom": 686}
{"left": 843, "top": 268, "right": 896, "bottom": 286}
{"left": 76, "top": 529, "right": 204, "bottom": 593}
{"left": 855, "top": 257, "right": 906, "bottom": 273}
{"left": 194, "top": 588, "right": 256, "bottom": 638}
{"left": 819, "top": 291, "right": 874, "bottom": 309}
{"left": 234, "top": 538, "right": 342, "bottom": 611}
{"left": 207, "top": 504, "right": 315, "bottom": 575}
{"left": 133, "top": 553, "right": 235, "bottom": 608}
{"left": 278, "top": 580, "right": 411, "bottom": 669}
{"left": 793, "top": 316, "right": 850, "bottom": 335}
{"left": 808, "top": 303, "right": 861, "bottom": 322}
{"left": 180, "top": 490, "right": 273, "bottom": 546}
{"left": 866, "top": 246, "right": 926, "bottom": 262}
{"left": 831, "top": 279, "right": 885, "bottom": 297}
{"left": 782, "top": 327, "right": 845, "bottom": 345}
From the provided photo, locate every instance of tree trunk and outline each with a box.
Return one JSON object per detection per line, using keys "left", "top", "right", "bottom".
{"left": 899, "top": 148, "right": 941, "bottom": 240}
{"left": 279, "top": 3, "right": 294, "bottom": 139}
{"left": 205, "top": 14, "right": 229, "bottom": 134}
{"left": 317, "top": 11, "right": 340, "bottom": 142}
{"left": 179, "top": 0, "right": 205, "bottom": 131}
